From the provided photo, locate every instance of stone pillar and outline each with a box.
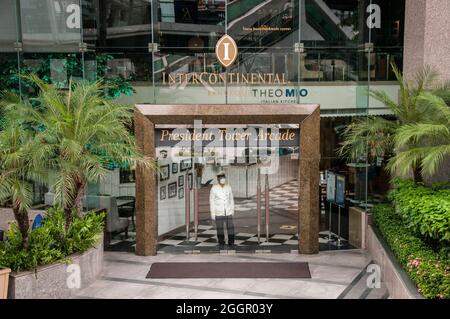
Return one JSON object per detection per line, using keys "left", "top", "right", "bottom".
{"left": 298, "top": 108, "right": 320, "bottom": 254}
{"left": 404, "top": 0, "right": 450, "bottom": 184}
{"left": 134, "top": 111, "right": 158, "bottom": 256}
{"left": 403, "top": 0, "right": 450, "bottom": 81}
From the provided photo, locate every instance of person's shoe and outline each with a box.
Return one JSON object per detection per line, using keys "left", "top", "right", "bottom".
{"left": 228, "top": 243, "right": 236, "bottom": 249}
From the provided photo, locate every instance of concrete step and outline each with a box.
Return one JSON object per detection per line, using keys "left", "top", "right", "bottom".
{"left": 365, "top": 282, "right": 389, "bottom": 299}
{"left": 341, "top": 267, "right": 389, "bottom": 299}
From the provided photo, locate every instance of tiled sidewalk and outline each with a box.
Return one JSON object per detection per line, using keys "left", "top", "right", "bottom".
{"left": 74, "top": 249, "right": 378, "bottom": 299}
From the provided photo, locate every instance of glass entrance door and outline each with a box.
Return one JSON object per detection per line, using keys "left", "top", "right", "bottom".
{"left": 155, "top": 124, "right": 300, "bottom": 253}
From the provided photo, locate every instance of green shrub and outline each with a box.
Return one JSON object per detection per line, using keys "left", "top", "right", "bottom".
{"left": 389, "top": 178, "right": 450, "bottom": 243}
{"left": 373, "top": 204, "right": 450, "bottom": 299}
{"left": 0, "top": 208, "right": 104, "bottom": 272}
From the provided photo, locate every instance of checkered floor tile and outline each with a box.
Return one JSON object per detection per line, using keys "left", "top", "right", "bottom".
{"left": 232, "top": 180, "right": 299, "bottom": 215}
{"left": 105, "top": 180, "right": 355, "bottom": 253}
{"left": 156, "top": 224, "right": 298, "bottom": 248}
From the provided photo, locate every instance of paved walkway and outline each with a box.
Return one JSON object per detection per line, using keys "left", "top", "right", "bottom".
{"left": 75, "top": 249, "right": 387, "bottom": 299}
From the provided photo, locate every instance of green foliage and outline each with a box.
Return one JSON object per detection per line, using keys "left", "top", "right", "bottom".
{"left": 5, "top": 74, "right": 154, "bottom": 217}
{"left": 373, "top": 204, "right": 450, "bottom": 299}
{"left": 338, "top": 63, "right": 450, "bottom": 180}
{"left": 0, "top": 208, "right": 105, "bottom": 272}
{"left": 387, "top": 93, "right": 450, "bottom": 178}
{"left": 338, "top": 116, "right": 396, "bottom": 162}
{"left": 0, "top": 95, "right": 54, "bottom": 248}
{"left": 0, "top": 53, "right": 135, "bottom": 99}
{"left": 388, "top": 178, "right": 450, "bottom": 243}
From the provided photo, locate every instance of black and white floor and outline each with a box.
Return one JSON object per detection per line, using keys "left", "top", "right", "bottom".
{"left": 105, "top": 180, "right": 354, "bottom": 253}
{"left": 106, "top": 227, "right": 351, "bottom": 253}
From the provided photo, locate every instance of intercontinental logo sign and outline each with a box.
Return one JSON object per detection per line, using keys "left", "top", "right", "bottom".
{"left": 215, "top": 34, "right": 238, "bottom": 67}
{"left": 161, "top": 34, "right": 290, "bottom": 87}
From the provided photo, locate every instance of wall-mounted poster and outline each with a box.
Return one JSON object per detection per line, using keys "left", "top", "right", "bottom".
{"left": 326, "top": 171, "right": 336, "bottom": 203}
{"left": 159, "top": 164, "right": 170, "bottom": 181}
{"left": 178, "top": 175, "right": 184, "bottom": 187}
{"left": 335, "top": 174, "right": 346, "bottom": 208}
{"left": 180, "top": 158, "right": 192, "bottom": 171}
{"left": 172, "top": 162, "right": 178, "bottom": 174}
{"left": 160, "top": 186, "right": 166, "bottom": 200}
{"left": 178, "top": 188, "right": 184, "bottom": 199}
{"left": 168, "top": 182, "right": 177, "bottom": 198}
{"left": 120, "top": 169, "right": 135, "bottom": 183}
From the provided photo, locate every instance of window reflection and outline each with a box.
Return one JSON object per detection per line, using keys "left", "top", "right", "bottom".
{"left": 156, "top": 0, "right": 225, "bottom": 48}
{"left": 83, "top": 0, "right": 152, "bottom": 48}
{"left": 20, "top": 0, "right": 81, "bottom": 52}
{"left": 228, "top": 0, "right": 296, "bottom": 49}
{"left": 0, "top": 0, "right": 19, "bottom": 51}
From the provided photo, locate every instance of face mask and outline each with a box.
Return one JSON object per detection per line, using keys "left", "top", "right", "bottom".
{"left": 219, "top": 178, "right": 226, "bottom": 185}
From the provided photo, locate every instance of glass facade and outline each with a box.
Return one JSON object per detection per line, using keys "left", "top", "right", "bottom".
{"left": 0, "top": 0, "right": 405, "bottom": 253}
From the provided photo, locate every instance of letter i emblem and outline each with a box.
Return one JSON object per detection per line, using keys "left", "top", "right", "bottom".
{"left": 216, "top": 34, "right": 238, "bottom": 68}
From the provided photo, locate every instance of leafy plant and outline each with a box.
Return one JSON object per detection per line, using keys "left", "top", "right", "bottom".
{"left": 338, "top": 63, "right": 449, "bottom": 182}
{"left": 373, "top": 204, "right": 449, "bottom": 299}
{"left": 389, "top": 178, "right": 450, "bottom": 243}
{"left": 7, "top": 74, "right": 155, "bottom": 230}
{"left": 0, "top": 94, "right": 50, "bottom": 250}
{"left": 387, "top": 93, "right": 450, "bottom": 178}
{"left": 0, "top": 53, "right": 135, "bottom": 98}
{"left": 338, "top": 116, "right": 396, "bottom": 162}
{"left": 0, "top": 208, "right": 105, "bottom": 272}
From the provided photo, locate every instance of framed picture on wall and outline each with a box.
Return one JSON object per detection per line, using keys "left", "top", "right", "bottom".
{"left": 168, "top": 182, "right": 177, "bottom": 198}
{"left": 119, "top": 169, "right": 135, "bottom": 183}
{"left": 172, "top": 162, "right": 178, "bottom": 174}
{"left": 178, "top": 188, "right": 184, "bottom": 199}
{"left": 158, "top": 149, "right": 168, "bottom": 159}
{"left": 180, "top": 158, "right": 192, "bottom": 171}
{"left": 160, "top": 186, "right": 166, "bottom": 200}
{"left": 159, "top": 164, "right": 170, "bottom": 181}
{"left": 178, "top": 175, "right": 184, "bottom": 187}
{"left": 188, "top": 173, "right": 193, "bottom": 189}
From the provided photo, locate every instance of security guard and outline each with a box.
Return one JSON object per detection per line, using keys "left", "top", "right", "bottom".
{"left": 209, "top": 172, "right": 235, "bottom": 247}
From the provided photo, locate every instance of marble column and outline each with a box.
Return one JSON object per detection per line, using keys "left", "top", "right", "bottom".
{"left": 403, "top": 0, "right": 450, "bottom": 81}
{"left": 403, "top": 0, "right": 450, "bottom": 184}
{"left": 298, "top": 108, "right": 321, "bottom": 254}
{"left": 134, "top": 110, "right": 157, "bottom": 256}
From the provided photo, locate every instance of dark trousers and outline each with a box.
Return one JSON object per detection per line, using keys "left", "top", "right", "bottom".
{"left": 215, "top": 216, "right": 235, "bottom": 245}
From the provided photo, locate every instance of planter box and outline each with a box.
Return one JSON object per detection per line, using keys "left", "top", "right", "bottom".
{"left": 7, "top": 238, "right": 103, "bottom": 299}
{"left": 348, "top": 206, "right": 371, "bottom": 249}
{"left": 365, "top": 221, "right": 423, "bottom": 299}
{"left": 0, "top": 268, "right": 11, "bottom": 299}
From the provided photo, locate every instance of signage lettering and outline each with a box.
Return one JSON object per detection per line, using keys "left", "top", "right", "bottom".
{"left": 156, "top": 128, "right": 299, "bottom": 148}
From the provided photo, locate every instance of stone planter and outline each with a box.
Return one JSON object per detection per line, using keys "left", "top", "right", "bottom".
{"left": 365, "top": 220, "right": 423, "bottom": 299}
{"left": 348, "top": 206, "right": 371, "bottom": 249}
{"left": 0, "top": 268, "right": 11, "bottom": 299}
{"left": 7, "top": 238, "right": 103, "bottom": 299}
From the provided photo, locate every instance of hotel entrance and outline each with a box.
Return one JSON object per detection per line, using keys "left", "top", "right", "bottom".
{"left": 155, "top": 125, "right": 300, "bottom": 253}
{"left": 133, "top": 104, "right": 320, "bottom": 256}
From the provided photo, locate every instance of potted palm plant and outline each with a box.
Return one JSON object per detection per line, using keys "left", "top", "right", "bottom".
{"left": 338, "top": 63, "right": 450, "bottom": 183}
{"left": 8, "top": 75, "right": 155, "bottom": 230}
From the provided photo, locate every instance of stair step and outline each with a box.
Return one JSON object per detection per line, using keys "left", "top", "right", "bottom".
{"left": 342, "top": 271, "right": 389, "bottom": 299}
{"left": 343, "top": 272, "right": 371, "bottom": 299}
{"left": 365, "top": 282, "right": 389, "bottom": 299}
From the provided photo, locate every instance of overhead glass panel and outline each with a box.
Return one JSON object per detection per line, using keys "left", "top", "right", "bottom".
{"left": 19, "top": 0, "right": 82, "bottom": 52}
{"left": 83, "top": 0, "right": 152, "bottom": 49}
{"left": 155, "top": 0, "right": 226, "bottom": 49}
{"left": 0, "top": 0, "right": 19, "bottom": 52}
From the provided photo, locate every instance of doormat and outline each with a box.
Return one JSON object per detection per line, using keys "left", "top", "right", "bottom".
{"left": 146, "top": 262, "right": 311, "bottom": 279}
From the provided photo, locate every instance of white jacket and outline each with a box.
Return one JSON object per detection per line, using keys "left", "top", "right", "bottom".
{"left": 209, "top": 184, "right": 234, "bottom": 220}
